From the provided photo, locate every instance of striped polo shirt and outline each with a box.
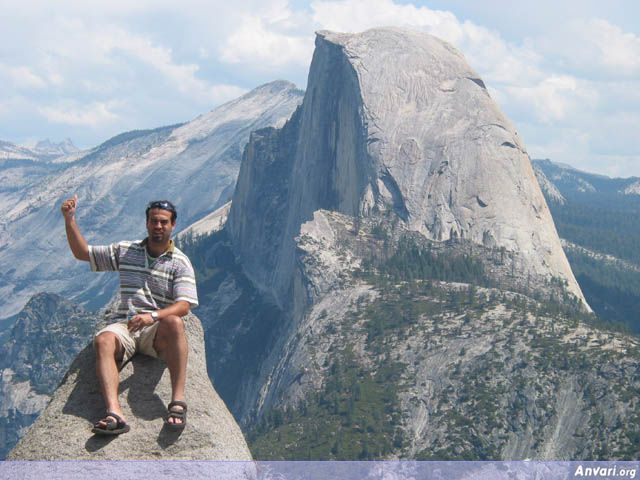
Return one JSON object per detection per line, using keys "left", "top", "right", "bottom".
{"left": 88, "top": 238, "right": 198, "bottom": 319}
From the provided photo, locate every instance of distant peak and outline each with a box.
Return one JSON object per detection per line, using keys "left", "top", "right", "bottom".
{"left": 34, "top": 138, "right": 78, "bottom": 155}
{"left": 35, "top": 139, "right": 53, "bottom": 148}
{"left": 247, "top": 80, "right": 303, "bottom": 97}
{"left": 532, "top": 158, "right": 611, "bottom": 180}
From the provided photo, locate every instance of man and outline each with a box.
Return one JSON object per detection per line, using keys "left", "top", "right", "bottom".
{"left": 61, "top": 195, "right": 198, "bottom": 435}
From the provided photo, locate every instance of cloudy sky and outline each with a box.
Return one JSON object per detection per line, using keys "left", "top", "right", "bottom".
{"left": 1, "top": 0, "right": 639, "bottom": 177}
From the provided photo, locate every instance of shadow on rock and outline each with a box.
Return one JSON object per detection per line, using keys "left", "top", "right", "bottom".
{"left": 85, "top": 433, "right": 119, "bottom": 452}
{"left": 157, "top": 422, "right": 184, "bottom": 448}
{"left": 62, "top": 344, "right": 166, "bottom": 426}
{"left": 123, "top": 354, "right": 166, "bottom": 421}
{"left": 61, "top": 343, "right": 103, "bottom": 423}
{"left": 58, "top": 342, "right": 167, "bottom": 454}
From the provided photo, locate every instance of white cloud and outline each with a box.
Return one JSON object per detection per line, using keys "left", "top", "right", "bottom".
{"left": 220, "top": 16, "right": 313, "bottom": 66}
{"left": 590, "top": 155, "right": 640, "bottom": 179}
{"left": 312, "top": 0, "right": 450, "bottom": 33}
{"left": 260, "top": 0, "right": 295, "bottom": 23}
{"left": 47, "top": 72, "right": 65, "bottom": 87}
{"left": 218, "top": 1, "right": 314, "bottom": 68}
{"left": 105, "top": 30, "right": 208, "bottom": 97}
{"left": 309, "top": 1, "right": 563, "bottom": 123}
{"left": 532, "top": 131, "right": 640, "bottom": 179}
{"left": 0, "top": 63, "right": 47, "bottom": 90}
{"left": 102, "top": 28, "right": 246, "bottom": 105}
{"left": 590, "top": 19, "right": 640, "bottom": 73}
{"left": 0, "top": 0, "right": 638, "bottom": 176}
{"left": 527, "top": 126, "right": 590, "bottom": 159}
{"left": 533, "top": 18, "right": 640, "bottom": 79}
{"left": 311, "top": 0, "right": 541, "bottom": 84}
{"left": 39, "top": 101, "right": 120, "bottom": 127}
{"left": 44, "top": 19, "right": 208, "bottom": 99}
{"left": 207, "top": 84, "right": 249, "bottom": 105}
{"left": 590, "top": 112, "right": 640, "bottom": 157}
{"left": 10, "top": 15, "right": 245, "bottom": 108}
{"left": 504, "top": 76, "right": 599, "bottom": 124}
{"left": 596, "top": 80, "right": 640, "bottom": 114}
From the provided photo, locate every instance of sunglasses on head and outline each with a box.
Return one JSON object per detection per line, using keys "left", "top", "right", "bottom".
{"left": 147, "top": 201, "right": 176, "bottom": 213}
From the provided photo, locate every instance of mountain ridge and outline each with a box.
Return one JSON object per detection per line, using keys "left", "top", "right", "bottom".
{"left": 0, "top": 80, "right": 303, "bottom": 320}
{"left": 534, "top": 158, "right": 640, "bottom": 333}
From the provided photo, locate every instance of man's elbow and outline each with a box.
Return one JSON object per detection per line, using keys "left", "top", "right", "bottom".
{"left": 74, "top": 250, "right": 90, "bottom": 262}
{"left": 178, "top": 301, "right": 191, "bottom": 317}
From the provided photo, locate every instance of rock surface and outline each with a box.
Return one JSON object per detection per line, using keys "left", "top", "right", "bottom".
{"left": 621, "top": 181, "right": 640, "bottom": 195}
{"left": 7, "top": 313, "right": 252, "bottom": 461}
{"left": 532, "top": 163, "right": 566, "bottom": 205}
{"left": 0, "top": 292, "right": 99, "bottom": 459}
{"left": 244, "top": 211, "right": 640, "bottom": 460}
{"left": 227, "top": 28, "right": 587, "bottom": 310}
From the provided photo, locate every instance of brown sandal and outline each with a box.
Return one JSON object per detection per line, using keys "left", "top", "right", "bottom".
{"left": 165, "top": 401, "right": 187, "bottom": 429}
{"left": 92, "top": 412, "right": 130, "bottom": 435}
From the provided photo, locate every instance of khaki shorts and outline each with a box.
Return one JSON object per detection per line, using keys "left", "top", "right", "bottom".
{"left": 94, "top": 320, "right": 161, "bottom": 366}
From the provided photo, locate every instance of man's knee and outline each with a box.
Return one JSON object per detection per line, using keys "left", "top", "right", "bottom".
{"left": 94, "top": 331, "right": 121, "bottom": 356}
{"left": 158, "top": 315, "right": 185, "bottom": 335}
{"left": 154, "top": 315, "right": 187, "bottom": 355}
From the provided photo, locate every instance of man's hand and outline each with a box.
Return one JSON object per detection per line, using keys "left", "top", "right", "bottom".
{"left": 62, "top": 194, "right": 89, "bottom": 261}
{"left": 127, "top": 313, "right": 156, "bottom": 333}
{"left": 61, "top": 194, "right": 78, "bottom": 220}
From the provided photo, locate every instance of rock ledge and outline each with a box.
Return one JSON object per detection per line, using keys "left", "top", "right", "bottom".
{"left": 7, "top": 313, "right": 252, "bottom": 461}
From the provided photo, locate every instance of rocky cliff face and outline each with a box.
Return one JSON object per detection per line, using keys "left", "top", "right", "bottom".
{"left": 207, "top": 28, "right": 640, "bottom": 460}
{"left": 7, "top": 312, "right": 252, "bottom": 461}
{"left": 227, "top": 28, "right": 586, "bottom": 310}
{"left": 186, "top": 209, "right": 640, "bottom": 460}
{"left": 246, "top": 212, "right": 640, "bottom": 460}
{"left": 0, "top": 293, "right": 99, "bottom": 459}
{"left": 0, "top": 80, "right": 303, "bottom": 320}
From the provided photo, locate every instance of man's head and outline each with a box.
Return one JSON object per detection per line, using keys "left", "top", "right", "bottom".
{"left": 146, "top": 201, "right": 177, "bottom": 248}
{"left": 146, "top": 200, "right": 177, "bottom": 223}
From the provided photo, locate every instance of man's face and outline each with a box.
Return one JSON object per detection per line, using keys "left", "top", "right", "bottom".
{"left": 146, "top": 208, "right": 175, "bottom": 245}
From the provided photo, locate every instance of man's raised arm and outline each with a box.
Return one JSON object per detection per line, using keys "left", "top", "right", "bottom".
{"left": 61, "top": 194, "right": 90, "bottom": 262}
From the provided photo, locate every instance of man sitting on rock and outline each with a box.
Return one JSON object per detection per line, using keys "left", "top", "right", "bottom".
{"left": 61, "top": 196, "right": 198, "bottom": 435}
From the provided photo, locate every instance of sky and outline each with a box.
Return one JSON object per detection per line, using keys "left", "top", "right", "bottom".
{"left": 1, "top": 0, "right": 639, "bottom": 177}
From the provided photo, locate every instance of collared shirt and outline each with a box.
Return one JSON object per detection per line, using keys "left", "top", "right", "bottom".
{"left": 88, "top": 238, "right": 198, "bottom": 320}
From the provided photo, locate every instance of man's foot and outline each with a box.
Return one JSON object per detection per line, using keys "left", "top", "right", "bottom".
{"left": 92, "top": 412, "right": 130, "bottom": 435}
{"left": 165, "top": 401, "right": 187, "bottom": 429}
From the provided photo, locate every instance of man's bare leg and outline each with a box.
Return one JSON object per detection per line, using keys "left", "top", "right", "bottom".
{"left": 94, "top": 332, "right": 126, "bottom": 425}
{"left": 154, "top": 315, "right": 187, "bottom": 424}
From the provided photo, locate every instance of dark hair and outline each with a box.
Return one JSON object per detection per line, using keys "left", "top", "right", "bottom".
{"left": 146, "top": 200, "right": 177, "bottom": 222}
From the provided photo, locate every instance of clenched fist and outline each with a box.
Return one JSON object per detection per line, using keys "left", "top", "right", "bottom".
{"left": 61, "top": 194, "right": 79, "bottom": 220}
